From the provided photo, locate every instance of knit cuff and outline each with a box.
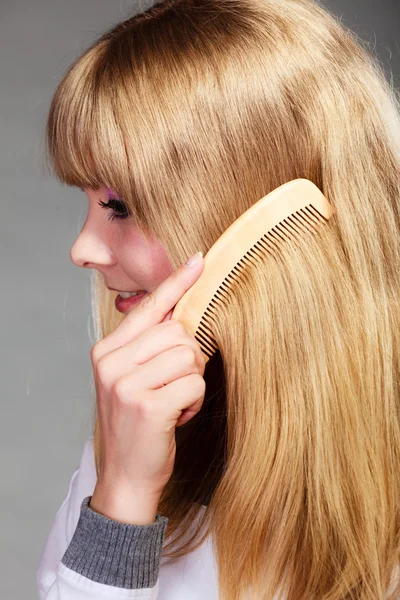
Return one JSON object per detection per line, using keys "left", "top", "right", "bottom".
{"left": 61, "top": 495, "right": 169, "bottom": 589}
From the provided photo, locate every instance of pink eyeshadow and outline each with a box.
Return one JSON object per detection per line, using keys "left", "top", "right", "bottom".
{"left": 105, "top": 186, "right": 119, "bottom": 198}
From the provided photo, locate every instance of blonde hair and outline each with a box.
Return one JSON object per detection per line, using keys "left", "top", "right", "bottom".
{"left": 43, "top": 0, "right": 400, "bottom": 597}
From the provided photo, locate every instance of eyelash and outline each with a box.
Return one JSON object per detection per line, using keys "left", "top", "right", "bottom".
{"left": 98, "top": 199, "right": 130, "bottom": 221}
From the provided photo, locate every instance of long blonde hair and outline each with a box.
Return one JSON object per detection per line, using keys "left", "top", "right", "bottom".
{"left": 43, "top": 0, "right": 400, "bottom": 597}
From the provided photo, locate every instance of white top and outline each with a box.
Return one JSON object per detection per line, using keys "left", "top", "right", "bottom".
{"left": 36, "top": 437, "right": 219, "bottom": 599}
{"left": 36, "top": 436, "right": 400, "bottom": 599}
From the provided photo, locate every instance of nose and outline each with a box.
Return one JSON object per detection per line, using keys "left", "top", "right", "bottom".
{"left": 70, "top": 228, "right": 115, "bottom": 269}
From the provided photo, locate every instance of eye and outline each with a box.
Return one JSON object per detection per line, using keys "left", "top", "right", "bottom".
{"left": 97, "top": 199, "right": 131, "bottom": 221}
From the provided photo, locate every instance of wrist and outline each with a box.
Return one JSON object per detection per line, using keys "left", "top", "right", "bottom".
{"left": 90, "top": 481, "right": 162, "bottom": 525}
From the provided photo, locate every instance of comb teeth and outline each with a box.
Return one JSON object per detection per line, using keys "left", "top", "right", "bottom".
{"left": 194, "top": 204, "right": 328, "bottom": 360}
{"left": 171, "top": 179, "right": 336, "bottom": 363}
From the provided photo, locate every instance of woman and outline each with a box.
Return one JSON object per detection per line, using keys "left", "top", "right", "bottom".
{"left": 36, "top": 0, "right": 400, "bottom": 598}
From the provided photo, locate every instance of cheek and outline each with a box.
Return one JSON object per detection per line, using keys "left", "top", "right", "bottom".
{"left": 152, "top": 245, "right": 174, "bottom": 281}
{"left": 120, "top": 229, "right": 174, "bottom": 287}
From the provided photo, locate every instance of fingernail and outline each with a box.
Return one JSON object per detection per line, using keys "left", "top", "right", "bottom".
{"left": 184, "top": 251, "right": 203, "bottom": 267}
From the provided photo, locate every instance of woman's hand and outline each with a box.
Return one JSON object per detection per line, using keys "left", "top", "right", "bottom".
{"left": 89, "top": 252, "right": 206, "bottom": 524}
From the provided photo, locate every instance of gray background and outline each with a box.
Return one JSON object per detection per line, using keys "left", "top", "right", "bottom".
{"left": 0, "top": 1, "right": 399, "bottom": 598}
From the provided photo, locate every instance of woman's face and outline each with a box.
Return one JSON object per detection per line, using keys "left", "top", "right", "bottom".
{"left": 69, "top": 185, "right": 174, "bottom": 310}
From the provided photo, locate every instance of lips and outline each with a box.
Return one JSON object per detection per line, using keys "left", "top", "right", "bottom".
{"left": 115, "top": 291, "right": 148, "bottom": 313}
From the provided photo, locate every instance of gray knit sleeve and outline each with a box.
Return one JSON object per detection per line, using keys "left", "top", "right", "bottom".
{"left": 61, "top": 495, "right": 169, "bottom": 589}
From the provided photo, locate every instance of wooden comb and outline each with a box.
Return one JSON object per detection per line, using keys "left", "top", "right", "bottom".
{"left": 171, "top": 178, "right": 336, "bottom": 364}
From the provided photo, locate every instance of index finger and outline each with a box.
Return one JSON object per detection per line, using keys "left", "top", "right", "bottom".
{"left": 103, "top": 252, "right": 204, "bottom": 350}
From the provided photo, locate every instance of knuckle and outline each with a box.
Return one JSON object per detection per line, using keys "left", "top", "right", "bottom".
{"left": 194, "top": 341, "right": 205, "bottom": 363}
{"left": 178, "top": 345, "right": 196, "bottom": 365}
{"left": 90, "top": 342, "right": 103, "bottom": 365}
{"left": 168, "top": 319, "right": 186, "bottom": 336}
{"left": 94, "top": 355, "right": 109, "bottom": 380}
{"left": 191, "top": 373, "right": 206, "bottom": 395}
{"left": 111, "top": 377, "right": 130, "bottom": 401}
{"left": 135, "top": 400, "right": 154, "bottom": 420}
{"left": 115, "top": 386, "right": 153, "bottom": 419}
